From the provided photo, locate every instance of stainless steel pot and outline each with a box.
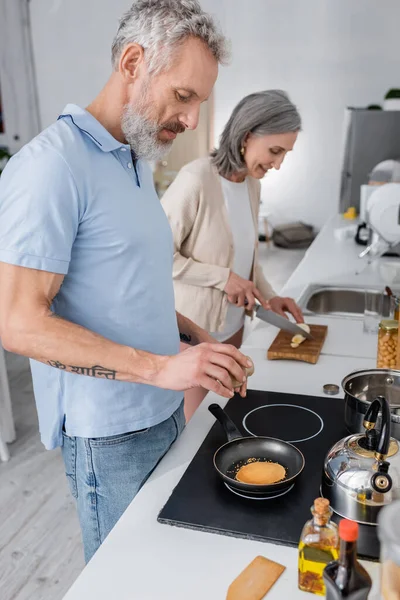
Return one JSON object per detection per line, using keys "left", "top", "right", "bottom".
{"left": 342, "top": 369, "right": 400, "bottom": 440}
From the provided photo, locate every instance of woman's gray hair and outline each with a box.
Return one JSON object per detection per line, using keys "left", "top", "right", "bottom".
{"left": 211, "top": 90, "right": 301, "bottom": 178}
{"left": 111, "top": 0, "right": 229, "bottom": 73}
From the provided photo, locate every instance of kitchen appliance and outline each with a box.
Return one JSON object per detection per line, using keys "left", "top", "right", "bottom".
{"left": 322, "top": 396, "right": 400, "bottom": 526}
{"left": 369, "top": 159, "right": 400, "bottom": 185}
{"left": 339, "top": 108, "right": 400, "bottom": 214}
{"left": 208, "top": 403, "right": 305, "bottom": 496}
{"left": 356, "top": 161, "right": 400, "bottom": 248}
{"left": 357, "top": 183, "right": 400, "bottom": 261}
{"left": 342, "top": 369, "right": 400, "bottom": 440}
{"left": 158, "top": 390, "right": 380, "bottom": 560}
{"left": 267, "top": 324, "right": 328, "bottom": 364}
{"left": 254, "top": 305, "right": 313, "bottom": 340}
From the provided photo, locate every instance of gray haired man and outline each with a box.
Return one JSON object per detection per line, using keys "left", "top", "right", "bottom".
{"left": 0, "top": 0, "right": 251, "bottom": 562}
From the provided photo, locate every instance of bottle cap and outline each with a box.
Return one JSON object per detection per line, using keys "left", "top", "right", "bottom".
{"left": 339, "top": 519, "right": 359, "bottom": 542}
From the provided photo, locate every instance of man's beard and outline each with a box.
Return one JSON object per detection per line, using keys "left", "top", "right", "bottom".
{"left": 121, "top": 83, "right": 185, "bottom": 161}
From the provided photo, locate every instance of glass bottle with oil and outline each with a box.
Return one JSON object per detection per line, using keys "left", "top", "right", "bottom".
{"left": 298, "top": 497, "right": 339, "bottom": 596}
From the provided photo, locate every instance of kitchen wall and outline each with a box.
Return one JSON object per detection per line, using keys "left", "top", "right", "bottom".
{"left": 30, "top": 0, "right": 400, "bottom": 228}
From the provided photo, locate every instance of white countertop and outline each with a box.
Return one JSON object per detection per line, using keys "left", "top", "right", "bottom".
{"left": 64, "top": 216, "right": 396, "bottom": 600}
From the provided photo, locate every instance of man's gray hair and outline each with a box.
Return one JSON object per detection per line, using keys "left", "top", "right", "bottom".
{"left": 211, "top": 90, "right": 301, "bottom": 178}
{"left": 112, "top": 0, "right": 229, "bottom": 73}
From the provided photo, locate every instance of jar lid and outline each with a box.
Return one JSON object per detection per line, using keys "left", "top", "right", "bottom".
{"left": 378, "top": 501, "right": 400, "bottom": 564}
{"left": 323, "top": 383, "right": 340, "bottom": 396}
{"left": 379, "top": 319, "right": 399, "bottom": 331}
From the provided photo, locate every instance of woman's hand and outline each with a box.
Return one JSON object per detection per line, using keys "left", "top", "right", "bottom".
{"left": 268, "top": 296, "right": 304, "bottom": 323}
{"left": 224, "top": 272, "right": 266, "bottom": 310}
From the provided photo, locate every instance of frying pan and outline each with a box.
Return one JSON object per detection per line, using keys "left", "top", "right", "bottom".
{"left": 208, "top": 403, "right": 305, "bottom": 495}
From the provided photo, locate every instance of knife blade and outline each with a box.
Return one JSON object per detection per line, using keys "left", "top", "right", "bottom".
{"left": 254, "top": 305, "right": 313, "bottom": 340}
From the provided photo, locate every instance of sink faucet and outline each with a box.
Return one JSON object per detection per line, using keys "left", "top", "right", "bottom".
{"left": 358, "top": 237, "right": 391, "bottom": 260}
{"left": 356, "top": 236, "right": 394, "bottom": 276}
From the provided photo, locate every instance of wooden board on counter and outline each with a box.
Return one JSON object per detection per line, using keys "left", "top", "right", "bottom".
{"left": 267, "top": 324, "right": 328, "bottom": 364}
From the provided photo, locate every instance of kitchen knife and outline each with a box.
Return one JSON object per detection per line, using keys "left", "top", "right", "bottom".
{"left": 254, "top": 305, "right": 313, "bottom": 340}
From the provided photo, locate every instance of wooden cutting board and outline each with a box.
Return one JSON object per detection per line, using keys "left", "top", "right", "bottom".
{"left": 267, "top": 324, "right": 328, "bottom": 364}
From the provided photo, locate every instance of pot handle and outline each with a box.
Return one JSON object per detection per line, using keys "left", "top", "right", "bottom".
{"left": 364, "top": 395, "right": 391, "bottom": 459}
{"left": 208, "top": 404, "right": 243, "bottom": 442}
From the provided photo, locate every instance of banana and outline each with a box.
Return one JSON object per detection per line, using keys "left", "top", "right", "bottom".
{"left": 290, "top": 323, "right": 310, "bottom": 348}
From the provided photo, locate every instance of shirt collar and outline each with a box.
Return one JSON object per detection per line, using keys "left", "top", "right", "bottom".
{"left": 58, "top": 104, "right": 131, "bottom": 153}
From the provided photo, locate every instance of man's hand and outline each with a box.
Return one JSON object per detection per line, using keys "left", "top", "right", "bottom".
{"left": 154, "top": 343, "right": 253, "bottom": 399}
{"left": 268, "top": 296, "right": 304, "bottom": 323}
{"left": 224, "top": 272, "right": 266, "bottom": 310}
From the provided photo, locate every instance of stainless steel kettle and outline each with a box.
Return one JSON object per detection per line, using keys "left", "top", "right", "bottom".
{"left": 321, "top": 395, "right": 400, "bottom": 525}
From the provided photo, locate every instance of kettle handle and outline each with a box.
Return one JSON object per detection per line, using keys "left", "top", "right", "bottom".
{"left": 364, "top": 395, "right": 391, "bottom": 459}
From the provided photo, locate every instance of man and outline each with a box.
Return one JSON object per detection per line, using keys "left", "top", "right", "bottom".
{"left": 0, "top": 0, "right": 252, "bottom": 563}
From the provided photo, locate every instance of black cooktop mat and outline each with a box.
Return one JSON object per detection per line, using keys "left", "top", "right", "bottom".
{"left": 158, "top": 390, "right": 380, "bottom": 560}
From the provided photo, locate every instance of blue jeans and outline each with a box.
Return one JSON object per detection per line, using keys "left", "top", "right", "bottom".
{"left": 61, "top": 400, "right": 185, "bottom": 563}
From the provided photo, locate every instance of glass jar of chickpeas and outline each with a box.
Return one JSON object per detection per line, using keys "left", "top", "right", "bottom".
{"left": 393, "top": 295, "right": 400, "bottom": 321}
{"left": 377, "top": 319, "right": 399, "bottom": 369}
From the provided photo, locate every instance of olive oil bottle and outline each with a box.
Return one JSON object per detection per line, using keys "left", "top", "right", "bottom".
{"left": 298, "top": 497, "right": 340, "bottom": 596}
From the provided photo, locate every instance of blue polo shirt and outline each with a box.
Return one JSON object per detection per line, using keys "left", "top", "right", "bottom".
{"left": 0, "top": 104, "right": 182, "bottom": 449}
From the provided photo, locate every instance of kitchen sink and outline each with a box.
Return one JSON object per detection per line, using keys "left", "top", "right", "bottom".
{"left": 298, "top": 285, "right": 393, "bottom": 317}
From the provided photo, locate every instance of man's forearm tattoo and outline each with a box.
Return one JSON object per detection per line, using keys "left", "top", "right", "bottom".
{"left": 47, "top": 361, "right": 116, "bottom": 380}
{"left": 48, "top": 360, "right": 66, "bottom": 370}
{"left": 179, "top": 333, "right": 192, "bottom": 344}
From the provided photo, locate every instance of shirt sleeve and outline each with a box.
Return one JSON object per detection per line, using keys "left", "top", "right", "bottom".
{"left": 0, "top": 147, "right": 80, "bottom": 274}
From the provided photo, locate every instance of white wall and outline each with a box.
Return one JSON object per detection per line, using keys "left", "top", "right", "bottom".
{"left": 29, "top": 0, "right": 133, "bottom": 127}
{"left": 201, "top": 0, "right": 400, "bottom": 228}
{"left": 30, "top": 0, "right": 400, "bottom": 228}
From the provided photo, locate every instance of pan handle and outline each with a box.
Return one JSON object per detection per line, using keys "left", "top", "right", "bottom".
{"left": 208, "top": 403, "right": 243, "bottom": 442}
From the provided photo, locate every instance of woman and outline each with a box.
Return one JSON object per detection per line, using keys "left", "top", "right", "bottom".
{"left": 162, "top": 90, "right": 304, "bottom": 420}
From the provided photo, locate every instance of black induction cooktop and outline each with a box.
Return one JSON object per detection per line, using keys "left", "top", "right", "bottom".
{"left": 158, "top": 390, "right": 380, "bottom": 560}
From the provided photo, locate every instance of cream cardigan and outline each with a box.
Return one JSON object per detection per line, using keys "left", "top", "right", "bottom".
{"left": 161, "top": 157, "right": 276, "bottom": 333}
